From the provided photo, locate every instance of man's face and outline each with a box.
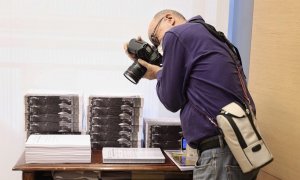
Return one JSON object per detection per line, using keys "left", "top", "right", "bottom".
{"left": 148, "top": 16, "right": 165, "bottom": 47}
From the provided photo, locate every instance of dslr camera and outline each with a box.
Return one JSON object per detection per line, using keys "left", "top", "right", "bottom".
{"left": 123, "top": 38, "right": 162, "bottom": 84}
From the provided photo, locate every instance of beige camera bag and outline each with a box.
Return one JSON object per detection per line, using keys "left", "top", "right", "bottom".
{"left": 216, "top": 102, "right": 273, "bottom": 173}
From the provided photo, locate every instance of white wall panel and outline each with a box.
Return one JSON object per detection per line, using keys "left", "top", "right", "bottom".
{"left": 0, "top": 68, "right": 24, "bottom": 180}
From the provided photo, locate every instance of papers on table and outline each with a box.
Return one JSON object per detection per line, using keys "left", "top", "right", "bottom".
{"left": 25, "top": 134, "right": 91, "bottom": 164}
{"left": 102, "top": 147, "right": 165, "bottom": 163}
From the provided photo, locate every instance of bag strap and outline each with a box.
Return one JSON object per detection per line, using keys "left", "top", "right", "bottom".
{"left": 189, "top": 19, "right": 253, "bottom": 113}
{"left": 190, "top": 100, "right": 218, "bottom": 127}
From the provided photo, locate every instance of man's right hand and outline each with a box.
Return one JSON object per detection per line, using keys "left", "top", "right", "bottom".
{"left": 123, "top": 42, "right": 137, "bottom": 61}
{"left": 123, "top": 36, "right": 143, "bottom": 61}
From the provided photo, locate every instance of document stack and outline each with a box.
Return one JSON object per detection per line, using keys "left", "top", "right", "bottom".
{"left": 102, "top": 147, "right": 165, "bottom": 163}
{"left": 25, "top": 93, "right": 81, "bottom": 138}
{"left": 144, "top": 118, "right": 183, "bottom": 150}
{"left": 25, "top": 134, "right": 91, "bottom": 163}
{"left": 87, "top": 95, "right": 143, "bottom": 149}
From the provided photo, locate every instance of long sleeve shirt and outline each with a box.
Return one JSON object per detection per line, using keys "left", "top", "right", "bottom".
{"left": 156, "top": 15, "right": 255, "bottom": 148}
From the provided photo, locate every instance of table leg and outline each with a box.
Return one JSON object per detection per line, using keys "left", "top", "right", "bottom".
{"left": 23, "top": 171, "right": 35, "bottom": 180}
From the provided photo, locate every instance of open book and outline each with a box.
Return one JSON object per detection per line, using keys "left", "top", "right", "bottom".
{"left": 164, "top": 150, "right": 197, "bottom": 171}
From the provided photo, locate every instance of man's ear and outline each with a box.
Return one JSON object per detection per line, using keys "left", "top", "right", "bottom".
{"left": 165, "top": 14, "right": 175, "bottom": 25}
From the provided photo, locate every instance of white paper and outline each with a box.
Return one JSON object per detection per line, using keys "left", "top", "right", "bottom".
{"left": 102, "top": 147, "right": 165, "bottom": 164}
{"left": 26, "top": 134, "right": 90, "bottom": 148}
{"left": 25, "top": 134, "right": 91, "bottom": 163}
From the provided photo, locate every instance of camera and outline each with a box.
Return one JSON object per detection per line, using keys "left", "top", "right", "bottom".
{"left": 123, "top": 38, "right": 162, "bottom": 84}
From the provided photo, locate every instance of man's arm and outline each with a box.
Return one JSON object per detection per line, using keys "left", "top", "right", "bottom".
{"left": 156, "top": 32, "right": 188, "bottom": 112}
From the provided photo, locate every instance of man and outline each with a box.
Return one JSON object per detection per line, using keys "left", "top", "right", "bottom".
{"left": 124, "top": 9, "right": 259, "bottom": 180}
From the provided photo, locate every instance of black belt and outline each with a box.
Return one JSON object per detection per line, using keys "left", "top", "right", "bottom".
{"left": 197, "top": 135, "right": 226, "bottom": 154}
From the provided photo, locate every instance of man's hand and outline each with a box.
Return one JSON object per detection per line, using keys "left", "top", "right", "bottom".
{"left": 123, "top": 36, "right": 143, "bottom": 61}
{"left": 123, "top": 42, "right": 137, "bottom": 61}
{"left": 138, "top": 59, "right": 162, "bottom": 80}
{"left": 123, "top": 36, "right": 161, "bottom": 80}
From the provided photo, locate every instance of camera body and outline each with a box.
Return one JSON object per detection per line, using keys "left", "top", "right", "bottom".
{"left": 124, "top": 38, "right": 162, "bottom": 84}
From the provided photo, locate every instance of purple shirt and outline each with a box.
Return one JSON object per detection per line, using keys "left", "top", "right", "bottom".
{"left": 156, "top": 16, "right": 255, "bottom": 148}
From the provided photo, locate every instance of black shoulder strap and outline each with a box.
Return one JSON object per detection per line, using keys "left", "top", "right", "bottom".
{"left": 189, "top": 19, "right": 243, "bottom": 68}
{"left": 190, "top": 19, "right": 252, "bottom": 109}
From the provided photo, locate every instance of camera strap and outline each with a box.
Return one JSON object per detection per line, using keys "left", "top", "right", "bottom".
{"left": 189, "top": 19, "right": 243, "bottom": 68}
{"left": 189, "top": 19, "right": 253, "bottom": 119}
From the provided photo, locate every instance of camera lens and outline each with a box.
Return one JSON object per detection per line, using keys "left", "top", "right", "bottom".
{"left": 123, "top": 62, "right": 147, "bottom": 84}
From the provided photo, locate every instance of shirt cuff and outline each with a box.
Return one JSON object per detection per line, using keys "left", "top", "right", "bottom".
{"left": 156, "top": 69, "right": 163, "bottom": 80}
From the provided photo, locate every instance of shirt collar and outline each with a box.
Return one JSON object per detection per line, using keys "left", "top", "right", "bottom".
{"left": 187, "top": 15, "right": 205, "bottom": 23}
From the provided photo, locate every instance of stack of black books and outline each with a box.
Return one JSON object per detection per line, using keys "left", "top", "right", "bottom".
{"left": 25, "top": 94, "right": 80, "bottom": 138}
{"left": 144, "top": 118, "right": 183, "bottom": 150}
{"left": 87, "top": 96, "right": 143, "bottom": 149}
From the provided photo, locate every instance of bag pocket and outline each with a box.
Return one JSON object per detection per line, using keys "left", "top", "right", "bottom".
{"left": 243, "top": 140, "right": 273, "bottom": 168}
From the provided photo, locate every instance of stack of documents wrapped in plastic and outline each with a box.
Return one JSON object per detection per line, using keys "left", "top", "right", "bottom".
{"left": 24, "top": 91, "right": 82, "bottom": 138}
{"left": 87, "top": 95, "right": 143, "bottom": 149}
{"left": 25, "top": 135, "right": 91, "bottom": 163}
{"left": 144, "top": 118, "right": 183, "bottom": 150}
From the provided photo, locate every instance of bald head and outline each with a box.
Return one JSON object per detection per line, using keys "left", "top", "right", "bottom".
{"left": 153, "top": 9, "right": 186, "bottom": 21}
{"left": 148, "top": 9, "right": 186, "bottom": 46}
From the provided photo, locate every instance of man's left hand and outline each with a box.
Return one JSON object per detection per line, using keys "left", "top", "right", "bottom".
{"left": 138, "top": 59, "right": 162, "bottom": 80}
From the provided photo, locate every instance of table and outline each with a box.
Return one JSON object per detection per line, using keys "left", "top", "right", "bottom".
{"left": 13, "top": 150, "right": 193, "bottom": 180}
